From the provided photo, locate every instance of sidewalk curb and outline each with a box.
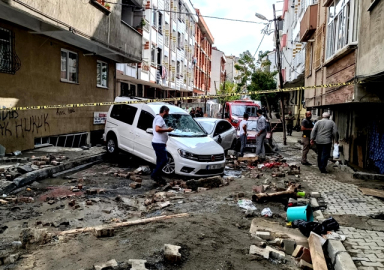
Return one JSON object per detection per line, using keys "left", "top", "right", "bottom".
{"left": 326, "top": 240, "right": 357, "bottom": 270}
{"left": 1, "top": 152, "right": 106, "bottom": 194}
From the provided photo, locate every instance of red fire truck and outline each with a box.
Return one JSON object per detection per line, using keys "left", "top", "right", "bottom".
{"left": 224, "top": 100, "right": 260, "bottom": 128}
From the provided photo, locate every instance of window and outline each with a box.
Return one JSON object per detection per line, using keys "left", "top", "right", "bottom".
{"left": 158, "top": 12, "right": 163, "bottom": 34}
{"left": 120, "top": 82, "right": 136, "bottom": 96}
{"left": 61, "top": 49, "right": 78, "bottom": 83}
{"left": 137, "top": 84, "right": 143, "bottom": 97}
{"left": 214, "top": 121, "right": 231, "bottom": 136}
{"left": 137, "top": 110, "right": 154, "bottom": 131}
{"left": 151, "top": 47, "right": 156, "bottom": 65}
{"left": 157, "top": 48, "right": 162, "bottom": 65}
{"left": 0, "top": 27, "right": 19, "bottom": 74}
{"left": 97, "top": 60, "right": 108, "bottom": 87}
{"left": 110, "top": 105, "right": 137, "bottom": 125}
{"left": 152, "top": 10, "right": 157, "bottom": 27}
{"left": 326, "top": 0, "right": 359, "bottom": 59}
{"left": 121, "top": 0, "right": 135, "bottom": 27}
{"left": 177, "top": 32, "right": 181, "bottom": 49}
{"left": 177, "top": 61, "right": 180, "bottom": 76}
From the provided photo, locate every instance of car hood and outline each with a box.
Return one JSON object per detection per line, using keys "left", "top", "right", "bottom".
{"left": 169, "top": 136, "right": 224, "bottom": 155}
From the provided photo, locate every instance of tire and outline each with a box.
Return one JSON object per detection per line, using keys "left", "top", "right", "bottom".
{"left": 106, "top": 134, "right": 118, "bottom": 155}
{"left": 162, "top": 153, "right": 175, "bottom": 175}
{"left": 231, "top": 139, "right": 237, "bottom": 150}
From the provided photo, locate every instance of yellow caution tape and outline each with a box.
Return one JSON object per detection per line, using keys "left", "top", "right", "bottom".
{"left": 0, "top": 80, "right": 360, "bottom": 111}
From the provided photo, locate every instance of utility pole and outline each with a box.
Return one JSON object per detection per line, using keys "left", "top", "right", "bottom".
{"left": 273, "top": 4, "right": 287, "bottom": 145}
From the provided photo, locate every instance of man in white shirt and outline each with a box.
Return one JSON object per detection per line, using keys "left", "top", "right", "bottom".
{"left": 151, "top": 105, "right": 174, "bottom": 185}
{"left": 239, "top": 113, "right": 249, "bottom": 157}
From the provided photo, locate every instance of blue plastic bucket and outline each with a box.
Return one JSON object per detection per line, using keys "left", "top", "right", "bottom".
{"left": 287, "top": 205, "right": 314, "bottom": 222}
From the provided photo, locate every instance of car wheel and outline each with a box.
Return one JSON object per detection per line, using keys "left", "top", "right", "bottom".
{"left": 231, "top": 139, "right": 237, "bottom": 150}
{"left": 162, "top": 153, "right": 175, "bottom": 175}
{"left": 107, "top": 135, "right": 118, "bottom": 155}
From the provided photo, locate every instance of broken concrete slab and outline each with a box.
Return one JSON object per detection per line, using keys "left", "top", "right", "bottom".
{"left": 94, "top": 259, "right": 118, "bottom": 270}
{"left": 255, "top": 231, "right": 273, "bottom": 240}
{"left": 249, "top": 245, "right": 270, "bottom": 259}
{"left": 164, "top": 244, "right": 181, "bottom": 263}
{"left": 267, "top": 246, "right": 285, "bottom": 260}
{"left": 310, "top": 192, "right": 320, "bottom": 198}
{"left": 128, "top": 259, "right": 148, "bottom": 270}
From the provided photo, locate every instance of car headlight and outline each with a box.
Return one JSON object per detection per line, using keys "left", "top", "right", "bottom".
{"left": 178, "top": 149, "right": 199, "bottom": 161}
{"left": 232, "top": 118, "right": 238, "bottom": 124}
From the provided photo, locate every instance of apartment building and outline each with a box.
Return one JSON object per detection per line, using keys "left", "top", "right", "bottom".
{"left": 0, "top": 0, "right": 142, "bottom": 152}
{"left": 210, "top": 47, "right": 226, "bottom": 95}
{"left": 279, "top": 0, "right": 307, "bottom": 125}
{"left": 117, "top": 0, "right": 198, "bottom": 104}
{"left": 225, "top": 55, "right": 241, "bottom": 84}
{"left": 193, "top": 9, "right": 214, "bottom": 96}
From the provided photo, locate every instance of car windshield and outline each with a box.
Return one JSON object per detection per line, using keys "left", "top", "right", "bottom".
{"left": 231, "top": 105, "right": 257, "bottom": 117}
{"left": 197, "top": 121, "right": 215, "bottom": 134}
{"left": 164, "top": 114, "right": 207, "bottom": 137}
{"left": 247, "top": 121, "right": 257, "bottom": 131}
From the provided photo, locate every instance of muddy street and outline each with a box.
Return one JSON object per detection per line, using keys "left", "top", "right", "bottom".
{"left": 1, "top": 132, "right": 384, "bottom": 270}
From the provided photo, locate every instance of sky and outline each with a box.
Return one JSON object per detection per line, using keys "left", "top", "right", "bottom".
{"left": 190, "top": 0, "right": 283, "bottom": 58}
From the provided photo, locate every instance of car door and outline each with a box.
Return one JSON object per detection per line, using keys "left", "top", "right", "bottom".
{"left": 110, "top": 104, "right": 138, "bottom": 152}
{"left": 213, "top": 121, "right": 227, "bottom": 149}
{"left": 133, "top": 109, "right": 156, "bottom": 163}
{"left": 218, "top": 120, "right": 233, "bottom": 150}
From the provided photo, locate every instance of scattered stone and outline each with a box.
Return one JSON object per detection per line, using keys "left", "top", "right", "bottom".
{"left": 78, "top": 184, "right": 83, "bottom": 190}
{"left": 68, "top": 200, "right": 76, "bottom": 207}
{"left": 249, "top": 245, "right": 270, "bottom": 259}
{"left": 253, "top": 185, "right": 264, "bottom": 194}
{"left": 197, "top": 187, "right": 208, "bottom": 192}
{"left": 102, "top": 209, "right": 112, "bottom": 214}
{"left": 129, "top": 259, "right": 148, "bottom": 270}
{"left": 292, "top": 245, "right": 304, "bottom": 258}
{"left": 282, "top": 239, "right": 296, "bottom": 255}
{"left": 131, "top": 175, "right": 143, "bottom": 183}
{"left": 47, "top": 200, "right": 55, "bottom": 205}
{"left": 255, "top": 231, "right": 273, "bottom": 240}
{"left": 97, "top": 189, "right": 105, "bottom": 194}
{"left": 313, "top": 210, "right": 324, "bottom": 220}
{"left": 158, "top": 201, "right": 171, "bottom": 209}
{"left": 164, "top": 244, "right": 181, "bottom": 263}
{"left": 11, "top": 241, "right": 22, "bottom": 248}
{"left": 130, "top": 182, "right": 141, "bottom": 189}
{"left": 299, "top": 259, "right": 313, "bottom": 269}
{"left": 17, "top": 165, "right": 33, "bottom": 174}
{"left": 86, "top": 200, "right": 93, "bottom": 205}
{"left": 184, "top": 189, "right": 192, "bottom": 193}
{"left": 94, "top": 227, "right": 115, "bottom": 238}
{"left": 94, "top": 259, "right": 118, "bottom": 270}
{"left": 310, "top": 192, "right": 320, "bottom": 198}
{"left": 72, "top": 188, "right": 80, "bottom": 192}
{"left": 268, "top": 246, "right": 285, "bottom": 260}
{"left": 186, "top": 176, "right": 223, "bottom": 190}
{"left": 0, "top": 199, "right": 8, "bottom": 205}
{"left": 86, "top": 189, "right": 97, "bottom": 195}
{"left": 310, "top": 198, "right": 319, "bottom": 208}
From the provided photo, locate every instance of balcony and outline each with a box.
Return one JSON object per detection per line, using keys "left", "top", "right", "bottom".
{"left": 300, "top": 3, "right": 318, "bottom": 42}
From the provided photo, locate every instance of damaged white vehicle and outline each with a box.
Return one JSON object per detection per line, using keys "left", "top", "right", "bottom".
{"left": 103, "top": 98, "right": 226, "bottom": 176}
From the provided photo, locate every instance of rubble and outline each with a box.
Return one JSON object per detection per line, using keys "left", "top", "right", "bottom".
{"left": 130, "top": 182, "right": 141, "bottom": 189}
{"left": 94, "top": 259, "right": 118, "bottom": 270}
{"left": 129, "top": 259, "right": 148, "bottom": 270}
{"left": 282, "top": 239, "right": 296, "bottom": 255}
{"left": 164, "top": 244, "right": 181, "bottom": 263}
{"left": 255, "top": 231, "right": 273, "bottom": 240}
{"left": 94, "top": 227, "right": 115, "bottom": 238}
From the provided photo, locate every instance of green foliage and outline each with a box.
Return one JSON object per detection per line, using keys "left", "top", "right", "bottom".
{"left": 217, "top": 81, "right": 240, "bottom": 104}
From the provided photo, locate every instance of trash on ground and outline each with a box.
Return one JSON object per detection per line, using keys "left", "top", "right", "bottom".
{"left": 261, "top": 208, "right": 273, "bottom": 217}
{"left": 293, "top": 217, "right": 340, "bottom": 237}
{"left": 322, "top": 231, "right": 346, "bottom": 241}
{"left": 237, "top": 199, "right": 257, "bottom": 211}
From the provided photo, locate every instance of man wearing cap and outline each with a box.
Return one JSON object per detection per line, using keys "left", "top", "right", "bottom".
{"left": 310, "top": 112, "right": 338, "bottom": 173}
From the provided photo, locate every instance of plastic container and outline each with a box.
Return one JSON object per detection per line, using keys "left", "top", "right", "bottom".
{"left": 297, "top": 191, "right": 306, "bottom": 198}
{"left": 287, "top": 205, "right": 314, "bottom": 222}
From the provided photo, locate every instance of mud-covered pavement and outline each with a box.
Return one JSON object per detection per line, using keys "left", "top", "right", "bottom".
{"left": 1, "top": 131, "right": 384, "bottom": 270}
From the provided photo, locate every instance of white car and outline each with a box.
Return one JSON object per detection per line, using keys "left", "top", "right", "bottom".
{"left": 195, "top": 118, "right": 237, "bottom": 151}
{"left": 103, "top": 98, "right": 226, "bottom": 176}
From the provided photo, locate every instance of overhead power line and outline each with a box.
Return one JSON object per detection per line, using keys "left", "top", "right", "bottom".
{"left": 104, "top": 1, "right": 267, "bottom": 24}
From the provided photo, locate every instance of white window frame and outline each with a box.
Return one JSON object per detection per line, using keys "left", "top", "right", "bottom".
{"left": 61, "top": 49, "right": 79, "bottom": 83}
{"left": 97, "top": 60, "right": 108, "bottom": 88}
{"left": 326, "top": 0, "right": 358, "bottom": 60}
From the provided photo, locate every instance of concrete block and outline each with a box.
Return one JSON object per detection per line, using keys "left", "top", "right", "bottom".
{"left": 282, "top": 239, "right": 296, "bottom": 255}
{"left": 267, "top": 246, "right": 285, "bottom": 260}
{"left": 299, "top": 259, "right": 313, "bottom": 269}
{"left": 297, "top": 198, "right": 309, "bottom": 205}
{"left": 164, "top": 244, "right": 181, "bottom": 263}
{"left": 93, "top": 227, "right": 115, "bottom": 238}
{"left": 128, "top": 259, "right": 148, "bottom": 270}
{"left": 292, "top": 245, "right": 304, "bottom": 258}
{"left": 334, "top": 252, "right": 358, "bottom": 270}
{"left": 310, "top": 192, "right": 321, "bottom": 198}
{"left": 326, "top": 240, "right": 346, "bottom": 263}
{"left": 313, "top": 210, "right": 324, "bottom": 220}
{"left": 249, "top": 245, "right": 270, "bottom": 259}
{"left": 94, "top": 259, "right": 118, "bottom": 270}
{"left": 310, "top": 198, "right": 319, "bottom": 208}
{"left": 255, "top": 231, "right": 273, "bottom": 240}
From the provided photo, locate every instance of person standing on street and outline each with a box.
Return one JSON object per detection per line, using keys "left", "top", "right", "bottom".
{"left": 310, "top": 112, "right": 338, "bottom": 173}
{"left": 239, "top": 113, "right": 249, "bottom": 157}
{"left": 151, "top": 106, "right": 174, "bottom": 185}
{"left": 285, "top": 111, "right": 295, "bottom": 136}
{"left": 301, "top": 111, "right": 314, "bottom": 165}
{"left": 256, "top": 109, "right": 267, "bottom": 158}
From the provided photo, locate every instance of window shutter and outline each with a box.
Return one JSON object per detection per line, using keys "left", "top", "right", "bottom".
{"left": 314, "top": 24, "right": 324, "bottom": 69}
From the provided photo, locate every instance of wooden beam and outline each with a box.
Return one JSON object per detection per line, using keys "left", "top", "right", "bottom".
{"left": 308, "top": 233, "right": 327, "bottom": 270}
{"left": 359, "top": 188, "right": 384, "bottom": 199}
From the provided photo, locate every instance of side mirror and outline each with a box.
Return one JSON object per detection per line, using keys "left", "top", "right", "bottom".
{"left": 217, "top": 135, "right": 222, "bottom": 144}
{"left": 224, "top": 113, "right": 229, "bottom": 118}
{"left": 146, "top": 128, "right": 153, "bottom": 134}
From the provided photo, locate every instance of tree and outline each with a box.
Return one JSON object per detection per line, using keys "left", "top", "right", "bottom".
{"left": 216, "top": 81, "right": 239, "bottom": 104}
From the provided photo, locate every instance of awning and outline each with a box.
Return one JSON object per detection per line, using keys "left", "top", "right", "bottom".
{"left": 117, "top": 73, "right": 175, "bottom": 91}
{"left": 0, "top": 1, "right": 141, "bottom": 63}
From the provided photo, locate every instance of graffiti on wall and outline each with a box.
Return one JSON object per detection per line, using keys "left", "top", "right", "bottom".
{"left": 0, "top": 113, "right": 50, "bottom": 138}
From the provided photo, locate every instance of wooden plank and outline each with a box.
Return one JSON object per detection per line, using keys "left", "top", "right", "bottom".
{"left": 308, "top": 233, "right": 327, "bottom": 270}
{"left": 238, "top": 157, "right": 259, "bottom": 162}
{"left": 59, "top": 213, "right": 189, "bottom": 236}
{"left": 359, "top": 188, "right": 384, "bottom": 199}
{"left": 357, "top": 145, "right": 364, "bottom": 168}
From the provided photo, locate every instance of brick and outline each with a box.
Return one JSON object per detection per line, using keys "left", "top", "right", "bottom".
{"left": 249, "top": 245, "right": 270, "bottom": 259}
{"left": 361, "top": 262, "right": 384, "bottom": 267}
{"left": 164, "top": 244, "right": 181, "bottom": 263}
{"left": 94, "top": 259, "right": 118, "bottom": 270}
{"left": 128, "top": 259, "right": 148, "bottom": 270}
{"left": 130, "top": 182, "right": 141, "bottom": 189}
{"left": 299, "top": 259, "right": 313, "bottom": 269}
{"left": 292, "top": 245, "right": 304, "bottom": 258}
{"left": 255, "top": 231, "right": 273, "bottom": 240}
{"left": 283, "top": 239, "right": 296, "bottom": 255}
{"left": 93, "top": 227, "right": 114, "bottom": 238}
